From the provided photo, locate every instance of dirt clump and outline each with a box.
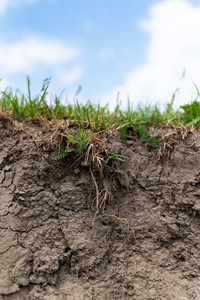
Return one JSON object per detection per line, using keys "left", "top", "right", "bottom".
{"left": 1, "top": 116, "right": 200, "bottom": 300}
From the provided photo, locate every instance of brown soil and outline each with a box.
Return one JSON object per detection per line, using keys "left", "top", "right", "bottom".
{"left": 1, "top": 115, "right": 200, "bottom": 300}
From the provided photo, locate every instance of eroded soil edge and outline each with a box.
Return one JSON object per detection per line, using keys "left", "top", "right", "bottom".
{"left": 1, "top": 117, "right": 200, "bottom": 300}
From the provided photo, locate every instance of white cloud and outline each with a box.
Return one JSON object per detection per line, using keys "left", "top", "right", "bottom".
{"left": 0, "top": 35, "right": 79, "bottom": 73}
{"left": 0, "top": 0, "right": 14, "bottom": 14}
{"left": 0, "top": 35, "right": 82, "bottom": 92}
{"left": 0, "top": 0, "right": 40, "bottom": 15}
{"left": 102, "top": 0, "right": 200, "bottom": 110}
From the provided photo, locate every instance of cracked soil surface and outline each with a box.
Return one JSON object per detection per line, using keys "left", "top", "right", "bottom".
{"left": 1, "top": 115, "right": 200, "bottom": 299}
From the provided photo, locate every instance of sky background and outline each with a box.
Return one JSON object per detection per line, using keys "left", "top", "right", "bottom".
{"left": 0, "top": 0, "right": 200, "bottom": 110}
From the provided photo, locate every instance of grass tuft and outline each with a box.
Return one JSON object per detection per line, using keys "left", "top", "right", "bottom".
{"left": 1, "top": 77, "right": 200, "bottom": 161}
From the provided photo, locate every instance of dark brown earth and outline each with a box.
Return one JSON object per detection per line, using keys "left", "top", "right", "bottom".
{"left": 1, "top": 114, "right": 200, "bottom": 300}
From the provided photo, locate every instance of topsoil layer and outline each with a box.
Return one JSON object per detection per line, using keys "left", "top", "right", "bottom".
{"left": 1, "top": 116, "right": 200, "bottom": 300}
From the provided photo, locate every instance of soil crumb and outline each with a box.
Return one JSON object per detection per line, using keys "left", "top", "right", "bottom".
{"left": 1, "top": 117, "right": 200, "bottom": 300}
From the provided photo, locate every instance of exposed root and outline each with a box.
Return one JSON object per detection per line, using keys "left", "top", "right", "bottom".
{"left": 89, "top": 167, "right": 100, "bottom": 214}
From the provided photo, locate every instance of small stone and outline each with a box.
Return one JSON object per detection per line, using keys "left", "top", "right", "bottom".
{"left": 74, "top": 168, "right": 80, "bottom": 175}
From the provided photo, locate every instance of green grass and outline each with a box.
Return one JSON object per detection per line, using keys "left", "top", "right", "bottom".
{"left": 1, "top": 77, "right": 200, "bottom": 161}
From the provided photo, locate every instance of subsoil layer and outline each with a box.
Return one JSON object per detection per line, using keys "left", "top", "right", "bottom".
{"left": 1, "top": 116, "right": 200, "bottom": 300}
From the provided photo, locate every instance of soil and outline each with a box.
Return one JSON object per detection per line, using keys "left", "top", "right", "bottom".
{"left": 1, "top": 115, "right": 200, "bottom": 300}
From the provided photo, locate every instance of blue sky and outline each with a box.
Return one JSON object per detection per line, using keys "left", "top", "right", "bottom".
{"left": 0, "top": 0, "right": 200, "bottom": 109}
